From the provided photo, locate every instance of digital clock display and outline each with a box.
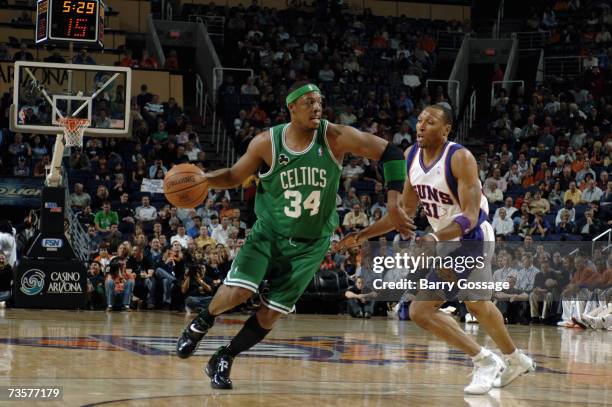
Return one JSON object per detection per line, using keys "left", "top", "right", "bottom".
{"left": 50, "top": 0, "right": 99, "bottom": 41}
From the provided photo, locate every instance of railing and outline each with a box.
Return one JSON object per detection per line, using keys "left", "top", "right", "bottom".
{"left": 63, "top": 175, "right": 89, "bottom": 263}
{"left": 195, "top": 74, "right": 209, "bottom": 125}
{"left": 210, "top": 109, "right": 235, "bottom": 169}
{"left": 503, "top": 35, "right": 519, "bottom": 85}
{"left": 161, "top": 0, "right": 173, "bottom": 20}
{"left": 491, "top": 80, "right": 524, "bottom": 109}
{"left": 536, "top": 49, "right": 545, "bottom": 84}
{"left": 493, "top": 0, "right": 505, "bottom": 39}
{"left": 514, "top": 31, "right": 551, "bottom": 50}
{"left": 147, "top": 15, "right": 166, "bottom": 67}
{"left": 593, "top": 228, "right": 612, "bottom": 257}
{"left": 544, "top": 56, "right": 586, "bottom": 80}
{"left": 448, "top": 34, "right": 470, "bottom": 116}
{"left": 194, "top": 21, "right": 222, "bottom": 105}
{"left": 209, "top": 111, "right": 239, "bottom": 201}
{"left": 436, "top": 31, "right": 467, "bottom": 50}
{"left": 189, "top": 15, "right": 225, "bottom": 38}
{"left": 456, "top": 90, "right": 476, "bottom": 144}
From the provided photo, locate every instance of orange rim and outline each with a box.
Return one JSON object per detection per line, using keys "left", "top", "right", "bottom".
{"left": 59, "top": 117, "right": 90, "bottom": 133}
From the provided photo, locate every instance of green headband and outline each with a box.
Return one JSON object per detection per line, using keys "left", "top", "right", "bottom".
{"left": 286, "top": 84, "right": 321, "bottom": 106}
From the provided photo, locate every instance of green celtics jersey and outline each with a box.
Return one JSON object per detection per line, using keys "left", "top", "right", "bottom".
{"left": 255, "top": 119, "right": 342, "bottom": 239}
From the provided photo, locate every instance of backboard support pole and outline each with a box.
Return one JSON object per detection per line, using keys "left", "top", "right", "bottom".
{"left": 47, "top": 133, "right": 66, "bottom": 187}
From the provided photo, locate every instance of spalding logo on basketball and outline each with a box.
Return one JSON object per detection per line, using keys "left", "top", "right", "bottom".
{"left": 163, "top": 163, "right": 209, "bottom": 209}
{"left": 165, "top": 175, "right": 197, "bottom": 188}
{"left": 20, "top": 269, "right": 46, "bottom": 296}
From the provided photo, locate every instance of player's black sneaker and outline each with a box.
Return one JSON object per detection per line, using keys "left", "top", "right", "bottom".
{"left": 205, "top": 346, "right": 234, "bottom": 389}
{"left": 176, "top": 322, "right": 208, "bottom": 359}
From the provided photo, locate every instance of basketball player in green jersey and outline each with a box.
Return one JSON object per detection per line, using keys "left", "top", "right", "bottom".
{"left": 176, "top": 82, "right": 415, "bottom": 389}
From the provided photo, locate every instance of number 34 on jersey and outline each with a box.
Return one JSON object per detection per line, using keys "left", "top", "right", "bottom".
{"left": 284, "top": 190, "right": 321, "bottom": 218}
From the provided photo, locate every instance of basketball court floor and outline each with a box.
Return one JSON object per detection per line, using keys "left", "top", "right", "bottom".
{"left": 0, "top": 309, "right": 609, "bottom": 406}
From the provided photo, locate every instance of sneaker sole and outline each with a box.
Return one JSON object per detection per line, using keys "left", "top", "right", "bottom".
{"left": 571, "top": 317, "right": 587, "bottom": 329}
{"left": 494, "top": 361, "right": 536, "bottom": 388}
{"left": 464, "top": 359, "right": 505, "bottom": 395}
{"left": 204, "top": 366, "right": 233, "bottom": 389}
{"left": 176, "top": 337, "right": 201, "bottom": 359}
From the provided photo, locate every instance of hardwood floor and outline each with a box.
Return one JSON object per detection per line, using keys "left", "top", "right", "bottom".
{"left": 0, "top": 309, "right": 609, "bottom": 406}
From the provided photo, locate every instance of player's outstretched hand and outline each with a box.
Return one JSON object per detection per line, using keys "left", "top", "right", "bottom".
{"left": 336, "top": 232, "right": 363, "bottom": 251}
{"left": 387, "top": 206, "right": 416, "bottom": 238}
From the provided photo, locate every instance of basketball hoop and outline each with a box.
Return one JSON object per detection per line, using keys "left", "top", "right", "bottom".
{"left": 58, "top": 117, "right": 90, "bottom": 148}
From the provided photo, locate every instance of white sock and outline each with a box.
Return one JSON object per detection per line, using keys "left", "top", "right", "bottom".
{"left": 504, "top": 348, "right": 520, "bottom": 360}
{"left": 471, "top": 347, "right": 491, "bottom": 363}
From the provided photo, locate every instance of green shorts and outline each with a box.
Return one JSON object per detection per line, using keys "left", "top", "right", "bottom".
{"left": 224, "top": 220, "right": 331, "bottom": 314}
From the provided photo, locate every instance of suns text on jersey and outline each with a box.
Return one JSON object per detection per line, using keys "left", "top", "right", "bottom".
{"left": 413, "top": 184, "right": 454, "bottom": 205}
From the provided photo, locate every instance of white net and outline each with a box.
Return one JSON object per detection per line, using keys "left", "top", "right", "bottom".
{"left": 59, "top": 117, "right": 90, "bottom": 147}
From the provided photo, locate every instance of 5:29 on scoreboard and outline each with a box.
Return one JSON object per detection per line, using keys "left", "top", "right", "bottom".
{"left": 36, "top": 0, "right": 105, "bottom": 46}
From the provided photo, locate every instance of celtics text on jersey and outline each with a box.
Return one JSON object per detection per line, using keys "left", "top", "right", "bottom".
{"left": 255, "top": 119, "right": 342, "bottom": 239}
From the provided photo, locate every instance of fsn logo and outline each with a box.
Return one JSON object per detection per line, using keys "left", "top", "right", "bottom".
{"left": 42, "top": 238, "right": 63, "bottom": 248}
{"left": 20, "top": 269, "right": 45, "bottom": 296}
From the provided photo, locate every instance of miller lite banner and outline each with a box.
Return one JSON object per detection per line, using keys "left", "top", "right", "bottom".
{"left": 0, "top": 176, "right": 44, "bottom": 207}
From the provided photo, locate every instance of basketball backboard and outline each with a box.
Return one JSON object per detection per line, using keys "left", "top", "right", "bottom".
{"left": 10, "top": 61, "right": 131, "bottom": 137}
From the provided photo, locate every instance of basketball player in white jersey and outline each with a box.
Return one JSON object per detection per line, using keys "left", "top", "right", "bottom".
{"left": 340, "top": 105, "right": 535, "bottom": 394}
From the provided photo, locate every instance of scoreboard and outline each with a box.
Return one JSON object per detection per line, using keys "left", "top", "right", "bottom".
{"left": 36, "top": 0, "right": 105, "bottom": 46}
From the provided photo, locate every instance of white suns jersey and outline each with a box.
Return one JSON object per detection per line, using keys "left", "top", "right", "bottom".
{"left": 406, "top": 141, "right": 489, "bottom": 235}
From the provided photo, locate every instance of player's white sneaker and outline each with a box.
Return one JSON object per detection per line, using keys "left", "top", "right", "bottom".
{"left": 464, "top": 352, "right": 505, "bottom": 395}
{"left": 582, "top": 314, "right": 605, "bottom": 330}
{"left": 465, "top": 313, "right": 478, "bottom": 323}
{"left": 440, "top": 306, "right": 456, "bottom": 315}
{"left": 493, "top": 350, "right": 535, "bottom": 388}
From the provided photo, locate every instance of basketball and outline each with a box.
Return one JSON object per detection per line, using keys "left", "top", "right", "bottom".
{"left": 163, "top": 163, "right": 209, "bottom": 208}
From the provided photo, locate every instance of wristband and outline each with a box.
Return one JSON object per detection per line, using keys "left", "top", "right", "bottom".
{"left": 453, "top": 214, "right": 472, "bottom": 235}
{"left": 381, "top": 143, "right": 406, "bottom": 193}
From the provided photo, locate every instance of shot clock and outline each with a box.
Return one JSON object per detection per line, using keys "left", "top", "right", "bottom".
{"left": 36, "top": 0, "right": 105, "bottom": 46}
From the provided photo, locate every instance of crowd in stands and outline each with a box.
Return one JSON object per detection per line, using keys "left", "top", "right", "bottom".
{"left": 0, "top": 2, "right": 609, "bottom": 329}
{"left": 0, "top": 39, "right": 182, "bottom": 70}
{"left": 479, "top": 0, "right": 612, "bottom": 327}
{"left": 525, "top": 0, "right": 612, "bottom": 58}
{"left": 487, "top": 67, "right": 611, "bottom": 243}
{"left": 196, "top": 1, "right": 462, "bottom": 153}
